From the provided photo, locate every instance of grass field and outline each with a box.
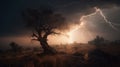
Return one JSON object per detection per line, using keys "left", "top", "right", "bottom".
{"left": 0, "top": 43, "right": 120, "bottom": 67}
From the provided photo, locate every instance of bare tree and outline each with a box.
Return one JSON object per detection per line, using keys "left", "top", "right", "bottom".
{"left": 22, "top": 7, "right": 66, "bottom": 54}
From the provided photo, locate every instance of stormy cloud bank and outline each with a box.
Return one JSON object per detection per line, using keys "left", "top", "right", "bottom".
{"left": 0, "top": 0, "right": 120, "bottom": 46}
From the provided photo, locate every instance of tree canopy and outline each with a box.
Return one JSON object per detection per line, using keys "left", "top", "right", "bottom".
{"left": 22, "top": 6, "right": 68, "bottom": 54}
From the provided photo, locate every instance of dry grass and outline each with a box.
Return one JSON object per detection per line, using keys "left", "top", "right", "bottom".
{"left": 0, "top": 44, "right": 120, "bottom": 67}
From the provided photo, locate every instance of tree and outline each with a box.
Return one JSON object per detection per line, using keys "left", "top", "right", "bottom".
{"left": 9, "top": 42, "right": 22, "bottom": 52}
{"left": 22, "top": 6, "right": 67, "bottom": 54}
{"left": 88, "top": 35, "right": 105, "bottom": 46}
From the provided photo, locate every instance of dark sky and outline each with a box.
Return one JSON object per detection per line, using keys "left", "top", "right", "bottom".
{"left": 0, "top": 0, "right": 79, "bottom": 37}
{"left": 0, "top": 0, "right": 120, "bottom": 48}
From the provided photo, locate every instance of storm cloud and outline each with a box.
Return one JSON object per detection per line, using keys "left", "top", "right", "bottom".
{"left": 0, "top": 0, "right": 120, "bottom": 46}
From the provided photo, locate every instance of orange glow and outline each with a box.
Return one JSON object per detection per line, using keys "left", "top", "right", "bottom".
{"left": 0, "top": 21, "right": 94, "bottom": 46}
{"left": 64, "top": 21, "right": 86, "bottom": 44}
{"left": 67, "top": 31, "right": 74, "bottom": 44}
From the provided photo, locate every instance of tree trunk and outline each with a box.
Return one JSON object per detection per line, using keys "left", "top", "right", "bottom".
{"left": 39, "top": 38, "right": 57, "bottom": 54}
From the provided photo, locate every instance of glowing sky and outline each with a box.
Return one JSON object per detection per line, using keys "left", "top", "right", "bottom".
{"left": 0, "top": 0, "right": 120, "bottom": 48}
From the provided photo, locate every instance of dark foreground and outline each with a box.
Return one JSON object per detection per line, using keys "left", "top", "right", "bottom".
{"left": 0, "top": 49, "right": 120, "bottom": 67}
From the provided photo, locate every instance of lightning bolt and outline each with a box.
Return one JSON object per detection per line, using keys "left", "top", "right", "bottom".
{"left": 56, "top": 1, "right": 120, "bottom": 31}
{"left": 80, "top": 7, "right": 119, "bottom": 31}
{"left": 60, "top": 6, "right": 120, "bottom": 43}
{"left": 67, "top": 7, "right": 120, "bottom": 42}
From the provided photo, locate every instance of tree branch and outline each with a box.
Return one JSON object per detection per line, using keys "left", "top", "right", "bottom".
{"left": 31, "top": 32, "right": 38, "bottom": 38}
{"left": 31, "top": 38, "right": 38, "bottom": 41}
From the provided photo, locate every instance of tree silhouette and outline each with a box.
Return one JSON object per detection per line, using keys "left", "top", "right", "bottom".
{"left": 88, "top": 35, "right": 105, "bottom": 46}
{"left": 22, "top": 6, "right": 66, "bottom": 54}
{"left": 9, "top": 42, "right": 22, "bottom": 52}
